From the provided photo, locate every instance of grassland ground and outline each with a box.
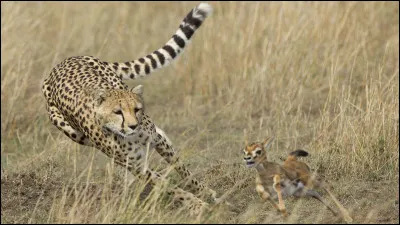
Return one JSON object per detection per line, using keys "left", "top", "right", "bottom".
{"left": 1, "top": 1, "right": 399, "bottom": 223}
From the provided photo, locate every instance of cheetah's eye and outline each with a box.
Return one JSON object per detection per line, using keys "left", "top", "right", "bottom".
{"left": 134, "top": 108, "right": 141, "bottom": 113}
{"left": 113, "top": 110, "right": 122, "bottom": 115}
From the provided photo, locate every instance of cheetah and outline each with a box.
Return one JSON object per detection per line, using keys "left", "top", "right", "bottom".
{"left": 42, "top": 3, "right": 218, "bottom": 214}
{"left": 242, "top": 136, "right": 353, "bottom": 223}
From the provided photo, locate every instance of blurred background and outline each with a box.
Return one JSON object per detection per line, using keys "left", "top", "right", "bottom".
{"left": 1, "top": 1, "right": 399, "bottom": 223}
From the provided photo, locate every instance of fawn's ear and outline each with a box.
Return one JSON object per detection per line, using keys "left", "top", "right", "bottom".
{"left": 244, "top": 129, "right": 249, "bottom": 146}
{"left": 131, "top": 85, "right": 143, "bottom": 96}
{"left": 263, "top": 136, "right": 275, "bottom": 151}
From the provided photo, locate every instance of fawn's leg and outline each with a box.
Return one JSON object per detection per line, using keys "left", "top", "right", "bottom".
{"left": 304, "top": 189, "right": 338, "bottom": 215}
{"left": 323, "top": 186, "right": 353, "bottom": 223}
{"left": 308, "top": 176, "right": 353, "bottom": 223}
{"left": 255, "top": 176, "right": 286, "bottom": 216}
{"left": 272, "top": 175, "right": 288, "bottom": 217}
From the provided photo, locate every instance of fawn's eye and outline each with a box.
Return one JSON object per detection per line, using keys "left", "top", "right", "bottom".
{"left": 255, "top": 150, "right": 262, "bottom": 155}
{"left": 113, "top": 109, "right": 122, "bottom": 115}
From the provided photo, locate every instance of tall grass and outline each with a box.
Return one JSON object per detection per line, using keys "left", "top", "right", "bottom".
{"left": 1, "top": 1, "right": 398, "bottom": 224}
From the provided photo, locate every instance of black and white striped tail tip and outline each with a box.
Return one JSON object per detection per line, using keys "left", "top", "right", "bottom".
{"left": 196, "top": 3, "right": 213, "bottom": 17}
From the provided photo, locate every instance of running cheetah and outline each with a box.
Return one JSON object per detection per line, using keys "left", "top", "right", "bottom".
{"left": 42, "top": 3, "right": 217, "bottom": 214}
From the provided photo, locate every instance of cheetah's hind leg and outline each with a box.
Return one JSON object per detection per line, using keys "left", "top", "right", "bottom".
{"left": 46, "top": 103, "right": 93, "bottom": 147}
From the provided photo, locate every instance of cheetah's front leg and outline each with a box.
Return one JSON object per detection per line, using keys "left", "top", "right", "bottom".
{"left": 119, "top": 161, "right": 209, "bottom": 216}
{"left": 46, "top": 103, "right": 93, "bottom": 147}
{"left": 153, "top": 126, "right": 218, "bottom": 202}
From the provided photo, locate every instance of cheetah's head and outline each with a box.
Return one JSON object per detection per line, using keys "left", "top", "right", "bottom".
{"left": 91, "top": 85, "right": 145, "bottom": 138}
{"left": 243, "top": 136, "right": 274, "bottom": 168}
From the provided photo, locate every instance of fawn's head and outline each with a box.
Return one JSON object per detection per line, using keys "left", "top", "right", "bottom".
{"left": 242, "top": 136, "right": 274, "bottom": 168}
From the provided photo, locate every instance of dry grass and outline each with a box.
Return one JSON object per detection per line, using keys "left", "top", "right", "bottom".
{"left": 1, "top": 1, "right": 399, "bottom": 224}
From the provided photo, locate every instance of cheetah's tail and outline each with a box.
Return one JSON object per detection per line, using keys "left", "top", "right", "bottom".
{"left": 106, "top": 3, "right": 213, "bottom": 80}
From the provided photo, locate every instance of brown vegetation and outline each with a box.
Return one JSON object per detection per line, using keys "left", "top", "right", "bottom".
{"left": 1, "top": 1, "right": 398, "bottom": 223}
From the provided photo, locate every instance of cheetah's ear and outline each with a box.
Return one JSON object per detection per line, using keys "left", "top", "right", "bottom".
{"left": 263, "top": 136, "right": 275, "bottom": 151}
{"left": 131, "top": 85, "right": 143, "bottom": 96}
{"left": 92, "top": 89, "right": 107, "bottom": 106}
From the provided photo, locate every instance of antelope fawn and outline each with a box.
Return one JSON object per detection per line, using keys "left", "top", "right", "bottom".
{"left": 242, "top": 136, "right": 353, "bottom": 223}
